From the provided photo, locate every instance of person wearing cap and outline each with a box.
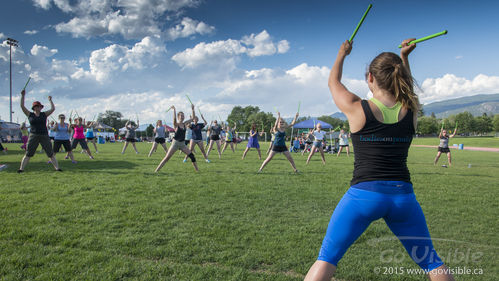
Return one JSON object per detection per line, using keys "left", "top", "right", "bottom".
{"left": 18, "top": 89, "right": 61, "bottom": 172}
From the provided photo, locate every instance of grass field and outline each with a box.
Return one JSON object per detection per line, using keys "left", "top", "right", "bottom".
{"left": 0, "top": 140, "right": 498, "bottom": 280}
{"left": 411, "top": 136, "right": 499, "bottom": 148}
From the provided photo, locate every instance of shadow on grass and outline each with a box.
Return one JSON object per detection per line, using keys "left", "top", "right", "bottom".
{"left": 0, "top": 160, "right": 139, "bottom": 173}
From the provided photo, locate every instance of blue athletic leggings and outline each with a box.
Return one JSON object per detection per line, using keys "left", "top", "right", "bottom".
{"left": 318, "top": 181, "right": 444, "bottom": 271}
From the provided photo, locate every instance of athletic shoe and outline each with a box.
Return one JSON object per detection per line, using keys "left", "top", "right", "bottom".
{"left": 56, "top": 168, "right": 63, "bottom": 172}
{"left": 183, "top": 159, "right": 187, "bottom": 163}
{"left": 17, "top": 169, "right": 24, "bottom": 173}
{"left": 0, "top": 164, "right": 7, "bottom": 171}
{"left": 90, "top": 156, "right": 94, "bottom": 159}
{"left": 72, "top": 161, "right": 77, "bottom": 164}
{"left": 65, "top": 156, "right": 69, "bottom": 159}
{"left": 47, "top": 161, "right": 52, "bottom": 164}
{"left": 96, "top": 151, "right": 99, "bottom": 153}
{"left": 205, "top": 159, "right": 211, "bottom": 163}
{"left": 294, "top": 169, "right": 300, "bottom": 173}
{"left": 442, "top": 165, "right": 447, "bottom": 168}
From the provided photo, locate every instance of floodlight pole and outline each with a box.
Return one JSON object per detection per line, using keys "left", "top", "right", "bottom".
{"left": 6, "top": 38, "right": 19, "bottom": 123}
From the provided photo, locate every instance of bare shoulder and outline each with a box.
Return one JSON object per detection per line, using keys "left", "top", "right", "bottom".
{"left": 345, "top": 100, "right": 365, "bottom": 133}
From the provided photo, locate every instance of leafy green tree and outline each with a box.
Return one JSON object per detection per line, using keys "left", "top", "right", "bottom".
{"left": 417, "top": 116, "right": 439, "bottom": 135}
{"left": 317, "top": 115, "right": 345, "bottom": 129}
{"left": 454, "top": 111, "right": 475, "bottom": 134}
{"left": 97, "top": 110, "right": 129, "bottom": 131}
{"left": 474, "top": 114, "right": 493, "bottom": 134}
{"left": 227, "top": 106, "right": 260, "bottom": 130}
{"left": 493, "top": 114, "right": 499, "bottom": 132}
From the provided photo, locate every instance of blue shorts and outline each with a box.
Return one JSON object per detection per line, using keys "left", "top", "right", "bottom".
{"left": 318, "top": 181, "right": 443, "bottom": 271}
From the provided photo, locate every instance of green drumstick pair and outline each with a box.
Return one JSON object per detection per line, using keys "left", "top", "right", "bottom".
{"left": 348, "top": 4, "right": 447, "bottom": 47}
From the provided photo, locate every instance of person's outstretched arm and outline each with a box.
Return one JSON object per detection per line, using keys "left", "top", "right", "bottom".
{"left": 328, "top": 40, "right": 361, "bottom": 117}
{"left": 290, "top": 112, "right": 299, "bottom": 126}
{"left": 45, "top": 96, "right": 55, "bottom": 116}
{"left": 274, "top": 113, "right": 281, "bottom": 131}
{"left": 171, "top": 106, "right": 177, "bottom": 128}
{"left": 20, "top": 90, "right": 30, "bottom": 116}
{"left": 450, "top": 127, "right": 457, "bottom": 138}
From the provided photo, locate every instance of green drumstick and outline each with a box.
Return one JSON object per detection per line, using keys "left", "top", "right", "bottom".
{"left": 297, "top": 101, "right": 301, "bottom": 113}
{"left": 186, "top": 94, "right": 193, "bottom": 105}
{"left": 398, "top": 30, "right": 448, "bottom": 48}
{"left": 23, "top": 77, "right": 31, "bottom": 91}
{"left": 349, "top": 4, "right": 372, "bottom": 42}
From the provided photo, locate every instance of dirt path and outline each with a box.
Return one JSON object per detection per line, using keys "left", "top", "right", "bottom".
{"left": 412, "top": 145, "right": 499, "bottom": 152}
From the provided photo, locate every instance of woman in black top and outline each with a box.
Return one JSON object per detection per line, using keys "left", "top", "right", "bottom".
{"left": 304, "top": 40, "right": 454, "bottom": 281}
{"left": 18, "top": 89, "right": 61, "bottom": 172}
{"left": 155, "top": 105, "right": 198, "bottom": 172}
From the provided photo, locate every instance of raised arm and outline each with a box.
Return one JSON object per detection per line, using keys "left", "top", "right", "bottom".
{"left": 290, "top": 112, "right": 299, "bottom": 126}
{"left": 201, "top": 114, "right": 207, "bottom": 124}
{"left": 274, "top": 113, "right": 281, "bottom": 131}
{"left": 171, "top": 106, "right": 177, "bottom": 128}
{"left": 20, "top": 90, "right": 30, "bottom": 116}
{"left": 328, "top": 40, "right": 362, "bottom": 117}
{"left": 450, "top": 127, "right": 457, "bottom": 138}
{"left": 45, "top": 96, "right": 55, "bottom": 116}
{"left": 233, "top": 122, "right": 237, "bottom": 131}
{"left": 399, "top": 38, "right": 416, "bottom": 77}
{"left": 439, "top": 128, "right": 443, "bottom": 138}
{"left": 191, "top": 104, "right": 196, "bottom": 120}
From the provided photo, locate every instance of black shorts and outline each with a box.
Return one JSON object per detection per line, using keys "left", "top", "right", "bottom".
{"left": 225, "top": 140, "right": 233, "bottom": 143}
{"left": 305, "top": 141, "right": 312, "bottom": 145}
{"left": 72, "top": 138, "right": 89, "bottom": 150}
{"left": 50, "top": 137, "right": 55, "bottom": 141}
{"left": 86, "top": 137, "right": 95, "bottom": 140}
{"left": 54, "top": 139, "right": 72, "bottom": 153}
{"left": 155, "top": 137, "right": 166, "bottom": 144}
{"left": 0, "top": 143, "right": 4, "bottom": 151}
{"left": 126, "top": 138, "right": 136, "bottom": 143}
{"left": 340, "top": 144, "right": 349, "bottom": 147}
{"left": 185, "top": 140, "right": 190, "bottom": 145}
{"left": 438, "top": 147, "right": 450, "bottom": 153}
{"left": 272, "top": 145, "right": 288, "bottom": 153}
{"left": 210, "top": 135, "right": 220, "bottom": 141}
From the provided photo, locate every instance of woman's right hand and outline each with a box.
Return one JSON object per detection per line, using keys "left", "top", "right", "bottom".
{"left": 338, "top": 40, "right": 352, "bottom": 57}
{"left": 400, "top": 38, "right": 416, "bottom": 58}
{"left": 21, "top": 89, "right": 26, "bottom": 96}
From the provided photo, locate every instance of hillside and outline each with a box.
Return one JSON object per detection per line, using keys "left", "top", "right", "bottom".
{"left": 423, "top": 94, "right": 499, "bottom": 118}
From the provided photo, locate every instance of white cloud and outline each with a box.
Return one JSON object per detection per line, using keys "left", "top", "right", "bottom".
{"left": 30, "top": 44, "right": 57, "bottom": 57}
{"left": 32, "top": 0, "right": 52, "bottom": 10}
{"left": 88, "top": 36, "right": 166, "bottom": 81}
{"left": 455, "top": 55, "right": 463, "bottom": 60}
{"left": 165, "top": 17, "right": 215, "bottom": 40}
{"left": 420, "top": 74, "right": 499, "bottom": 103}
{"left": 172, "top": 30, "right": 289, "bottom": 69}
{"left": 0, "top": 33, "right": 5, "bottom": 40}
{"left": 24, "top": 30, "right": 39, "bottom": 35}
{"left": 37, "top": 0, "right": 208, "bottom": 40}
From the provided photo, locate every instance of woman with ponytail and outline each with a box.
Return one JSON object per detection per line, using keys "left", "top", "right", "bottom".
{"left": 304, "top": 39, "right": 455, "bottom": 281}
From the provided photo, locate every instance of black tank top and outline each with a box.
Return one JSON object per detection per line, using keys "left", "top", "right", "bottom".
{"left": 174, "top": 125, "right": 186, "bottom": 141}
{"left": 28, "top": 112, "right": 48, "bottom": 135}
{"left": 350, "top": 100, "right": 414, "bottom": 185}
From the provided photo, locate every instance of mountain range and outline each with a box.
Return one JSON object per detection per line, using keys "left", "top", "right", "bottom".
{"left": 327, "top": 94, "right": 499, "bottom": 119}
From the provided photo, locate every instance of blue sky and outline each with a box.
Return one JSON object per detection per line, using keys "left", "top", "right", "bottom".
{"left": 1, "top": 0, "right": 499, "bottom": 124}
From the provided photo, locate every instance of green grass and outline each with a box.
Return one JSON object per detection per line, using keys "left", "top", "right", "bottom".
{"left": 0, "top": 141, "right": 498, "bottom": 280}
{"left": 411, "top": 136, "right": 499, "bottom": 148}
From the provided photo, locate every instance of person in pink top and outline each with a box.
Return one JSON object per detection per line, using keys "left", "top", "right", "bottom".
{"left": 70, "top": 117, "right": 94, "bottom": 159}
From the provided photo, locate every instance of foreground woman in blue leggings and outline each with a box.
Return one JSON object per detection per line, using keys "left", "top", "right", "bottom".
{"left": 304, "top": 39, "right": 455, "bottom": 281}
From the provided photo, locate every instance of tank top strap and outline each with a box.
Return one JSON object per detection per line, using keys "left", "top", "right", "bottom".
{"left": 360, "top": 99, "right": 376, "bottom": 123}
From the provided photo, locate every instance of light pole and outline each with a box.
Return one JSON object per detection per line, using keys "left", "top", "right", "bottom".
{"left": 6, "top": 38, "right": 18, "bottom": 123}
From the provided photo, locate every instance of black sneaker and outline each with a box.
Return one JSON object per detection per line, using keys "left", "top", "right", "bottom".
{"left": 17, "top": 169, "right": 24, "bottom": 173}
{"left": 56, "top": 169, "right": 63, "bottom": 172}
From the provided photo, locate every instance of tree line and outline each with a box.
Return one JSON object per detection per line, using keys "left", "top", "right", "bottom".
{"left": 417, "top": 112, "right": 498, "bottom": 135}
{"left": 95, "top": 108, "right": 499, "bottom": 139}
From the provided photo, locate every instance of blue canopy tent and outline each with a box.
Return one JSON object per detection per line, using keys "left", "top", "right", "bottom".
{"left": 293, "top": 119, "right": 333, "bottom": 129}
{"left": 291, "top": 119, "right": 333, "bottom": 150}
